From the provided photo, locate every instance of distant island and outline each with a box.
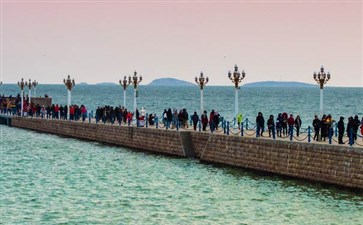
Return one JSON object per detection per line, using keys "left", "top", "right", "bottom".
{"left": 243, "top": 81, "right": 315, "bottom": 87}
{"left": 78, "top": 82, "right": 88, "bottom": 85}
{"left": 148, "top": 78, "right": 195, "bottom": 86}
{"left": 96, "top": 82, "right": 117, "bottom": 85}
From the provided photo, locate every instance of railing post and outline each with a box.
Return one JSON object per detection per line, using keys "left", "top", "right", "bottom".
{"left": 198, "top": 121, "right": 201, "bottom": 132}
{"left": 241, "top": 122, "right": 244, "bottom": 136}
{"left": 246, "top": 118, "right": 249, "bottom": 130}
{"left": 156, "top": 117, "right": 159, "bottom": 129}
{"left": 224, "top": 121, "right": 226, "bottom": 134}
{"left": 334, "top": 123, "right": 338, "bottom": 137}
{"left": 227, "top": 121, "right": 230, "bottom": 135}
{"left": 328, "top": 127, "right": 332, "bottom": 144}
{"left": 308, "top": 126, "right": 311, "bottom": 143}
{"left": 146, "top": 113, "right": 148, "bottom": 128}
{"left": 273, "top": 125, "right": 276, "bottom": 139}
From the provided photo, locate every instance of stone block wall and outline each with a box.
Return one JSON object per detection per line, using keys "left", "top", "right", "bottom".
{"left": 190, "top": 133, "right": 363, "bottom": 189}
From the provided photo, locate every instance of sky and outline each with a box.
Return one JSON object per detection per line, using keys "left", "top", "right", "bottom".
{"left": 1, "top": 0, "right": 362, "bottom": 87}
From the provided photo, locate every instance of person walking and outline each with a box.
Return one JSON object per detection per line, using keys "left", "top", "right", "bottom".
{"left": 294, "top": 115, "right": 302, "bottom": 137}
{"left": 191, "top": 111, "right": 199, "bottom": 131}
{"left": 267, "top": 115, "right": 275, "bottom": 138}
{"left": 337, "top": 116, "right": 345, "bottom": 144}
{"left": 237, "top": 113, "right": 243, "bottom": 130}
{"left": 353, "top": 115, "right": 360, "bottom": 141}
{"left": 282, "top": 112, "right": 288, "bottom": 136}
{"left": 201, "top": 110, "right": 208, "bottom": 131}
{"left": 276, "top": 113, "right": 283, "bottom": 137}
{"left": 256, "top": 112, "right": 265, "bottom": 137}
{"left": 321, "top": 115, "right": 327, "bottom": 141}
{"left": 81, "top": 105, "right": 87, "bottom": 122}
{"left": 346, "top": 116, "right": 354, "bottom": 144}
{"left": 288, "top": 114, "right": 295, "bottom": 137}
{"left": 312, "top": 115, "right": 321, "bottom": 141}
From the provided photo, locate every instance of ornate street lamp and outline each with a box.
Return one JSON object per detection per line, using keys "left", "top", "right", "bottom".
{"left": 27, "top": 79, "right": 33, "bottom": 103}
{"left": 63, "top": 75, "right": 75, "bottom": 120}
{"left": 130, "top": 71, "right": 142, "bottom": 117}
{"left": 32, "top": 80, "right": 38, "bottom": 98}
{"left": 119, "top": 76, "right": 131, "bottom": 107}
{"left": 313, "top": 66, "right": 330, "bottom": 117}
{"left": 17, "top": 78, "right": 27, "bottom": 116}
{"left": 195, "top": 72, "right": 209, "bottom": 114}
{"left": 228, "top": 64, "right": 246, "bottom": 120}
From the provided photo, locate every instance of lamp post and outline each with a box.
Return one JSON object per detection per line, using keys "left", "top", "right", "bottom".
{"left": 195, "top": 72, "right": 209, "bottom": 114}
{"left": 63, "top": 75, "right": 75, "bottom": 120}
{"left": 313, "top": 66, "right": 330, "bottom": 117}
{"left": 130, "top": 71, "right": 142, "bottom": 116}
{"left": 17, "top": 78, "right": 27, "bottom": 116}
{"left": 32, "top": 80, "right": 38, "bottom": 98}
{"left": 119, "top": 76, "right": 131, "bottom": 107}
{"left": 228, "top": 64, "right": 246, "bottom": 120}
{"left": 27, "top": 79, "right": 33, "bottom": 103}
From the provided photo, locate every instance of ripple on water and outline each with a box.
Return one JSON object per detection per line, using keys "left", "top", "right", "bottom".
{"left": 1, "top": 126, "right": 363, "bottom": 224}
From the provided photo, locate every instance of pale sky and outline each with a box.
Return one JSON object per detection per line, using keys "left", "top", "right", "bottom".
{"left": 1, "top": 0, "right": 362, "bottom": 87}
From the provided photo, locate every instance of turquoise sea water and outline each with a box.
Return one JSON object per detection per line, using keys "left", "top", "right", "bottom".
{"left": 1, "top": 126, "right": 363, "bottom": 224}
{"left": 1, "top": 84, "right": 363, "bottom": 224}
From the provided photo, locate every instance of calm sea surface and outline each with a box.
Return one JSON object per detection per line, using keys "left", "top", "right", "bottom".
{"left": 1, "top": 84, "right": 363, "bottom": 224}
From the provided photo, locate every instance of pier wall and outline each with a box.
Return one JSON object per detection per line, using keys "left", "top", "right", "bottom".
{"left": 10, "top": 117, "right": 363, "bottom": 190}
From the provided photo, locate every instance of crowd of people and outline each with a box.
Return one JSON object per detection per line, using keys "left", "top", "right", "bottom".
{"left": 160, "top": 108, "right": 222, "bottom": 132}
{"left": 255, "top": 112, "right": 303, "bottom": 138}
{"left": 254, "top": 111, "right": 363, "bottom": 144}
{"left": 1, "top": 94, "right": 362, "bottom": 144}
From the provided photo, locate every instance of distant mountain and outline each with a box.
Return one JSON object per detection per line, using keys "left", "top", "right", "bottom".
{"left": 78, "top": 82, "right": 88, "bottom": 85}
{"left": 96, "top": 82, "right": 117, "bottom": 85}
{"left": 243, "top": 81, "right": 315, "bottom": 87}
{"left": 148, "top": 78, "right": 195, "bottom": 86}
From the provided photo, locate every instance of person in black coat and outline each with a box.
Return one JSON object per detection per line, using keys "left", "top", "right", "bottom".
{"left": 337, "top": 116, "right": 345, "bottom": 144}
{"left": 321, "top": 115, "right": 327, "bottom": 141}
{"left": 294, "top": 115, "right": 302, "bottom": 137}
{"left": 256, "top": 112, "right": 265, "bottom": 137}
{"left": 191, "top": 111, "right": 199, "bottom": 131}
{"left": 267, "top": 115, "right": 275, "bottom": 137}
{"left": 312, "top": 115, "right": 321, "bottom": 141}
{"left": 346, "top": 117, "right": 354, "bottom": 144}
{"left": 353, "top": 115, "right": 360, "bottom": 141}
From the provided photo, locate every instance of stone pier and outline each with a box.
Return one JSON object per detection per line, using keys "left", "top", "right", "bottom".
{"left": 4, "top": 116, "right": 363, "bottom": 190}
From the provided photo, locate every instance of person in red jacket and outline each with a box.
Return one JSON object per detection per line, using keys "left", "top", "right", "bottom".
{"left": 81, "top": 105, "right": 87, "bottom": 122}
{"left": 127, "top": 111, "right": 133, "bottom": 126}
{"left": 288, "top": 114, "right": 295, "bottom": 137}
{"left": 54, "top": 104, "right": 59, "bottom": 119}
{"left": 69, "top": 105, "right": 75, "bottom": 120}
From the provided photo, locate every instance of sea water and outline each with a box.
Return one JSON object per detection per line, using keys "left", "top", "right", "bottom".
{"left": 1, "top": 84, "right": 362, "bottom": 224}
{"left": 1, "top": 126, "right": 362, "bottom": 224}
